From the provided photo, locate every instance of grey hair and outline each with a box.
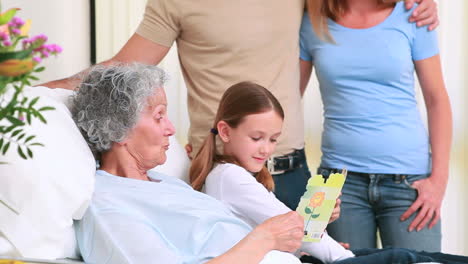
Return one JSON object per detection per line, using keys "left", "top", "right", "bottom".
{"left": 71, "top": 63, "right": 168, "bottom": 155}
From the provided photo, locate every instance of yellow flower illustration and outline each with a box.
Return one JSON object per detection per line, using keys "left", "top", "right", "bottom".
{"left": 308, "top": 192, "right": 325, "bottom": 208}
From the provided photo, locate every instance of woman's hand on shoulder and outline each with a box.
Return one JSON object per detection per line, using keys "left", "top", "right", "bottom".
{"left": 253, "top": 211, "right": 304, "bottom": 253}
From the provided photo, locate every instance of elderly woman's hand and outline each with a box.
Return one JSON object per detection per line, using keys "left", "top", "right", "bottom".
{"left": 253, "top": 211, "right": 304, "bottom": 253}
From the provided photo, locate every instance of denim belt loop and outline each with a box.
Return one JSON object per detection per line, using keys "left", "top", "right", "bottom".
{"left": 393, "top": 174, "right": 407, "bottom": 183}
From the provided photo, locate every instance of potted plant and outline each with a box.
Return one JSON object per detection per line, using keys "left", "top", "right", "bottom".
{"left": 0, "top": 6, "right": 61, "bottom": 162}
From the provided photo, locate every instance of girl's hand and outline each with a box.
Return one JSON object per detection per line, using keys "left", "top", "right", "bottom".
{"left": 329, "top": 194, "right": 342, "bottom": 223}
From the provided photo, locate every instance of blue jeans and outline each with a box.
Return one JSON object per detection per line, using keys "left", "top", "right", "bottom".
{"left": 273, "top": 158, "right": 311, "bottom": 210}
{"left": 326, "top": 170, "right": 441, "bottom": 252}
{"left": 332, "top": 248, "right": 468, "bottom": 264}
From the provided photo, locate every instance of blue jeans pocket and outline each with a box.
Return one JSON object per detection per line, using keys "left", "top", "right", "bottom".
{"left": 401, "top": 174, "right": 429, "bottom": 190}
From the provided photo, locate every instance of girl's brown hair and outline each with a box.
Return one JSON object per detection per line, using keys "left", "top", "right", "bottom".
{"left": 307, "top": 0, "right": 398, "bottom": 42}
{"left": 190, "top": 81, "right": 284, "bottom": 192}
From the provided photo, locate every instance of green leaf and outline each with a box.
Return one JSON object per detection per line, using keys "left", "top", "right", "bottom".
{"left": 311, "top": 213, "right": 321, "bottom": 219}
{"left": 2, "top": 142, "right": 10, "bottom": 155}
{"left": 36, "top": 112, "right": 47, "bottom": 124}
{"left": 304, "top": 207, "right": 312, "bottom": 214}
{"left": 34, "top": 66, "right": 46, "bottom": 73}
{"left": 17, "top": 133, "right": 25, "bottom": 141}
{"left": 0, "top": 49, "right": 32, "bottom": 63}
{"left": 27, "top": 147, "right": 33, "bottom": 158}
{"left": 17, "top": 146, "right": 27, "bottom": 159}
{"left": 6, "top": 117, "right": 23, "bottom": 126}
{"left": 30, "top": 142, "right": 44, "bottom": 147}
{"left": 0, "top": 8, "right": 19, "bottom": 26}
{"left": 28, "top": 75, "right": 39, "bottom": 81}
{"left": 24, "top": 135, "right": 36, "bottom": 143}
{"left": 11, "top": 129, "right": 22, "bottom": 137}
{"left": 4, "top": 125, "right": 16, "bottom": 133}
{"left": 6, "top": 116, "right": 24, "bottom": 126}
{"left": 0, "top": 138, "right": 3, "bottom": 150}
{"left": 26, "top": 112, "right": 32, "bottom": 125}
{"left": 38, "top": 106, "right": 55, "bottom": 111}
{"left": 28, "top": 97, "right": 40, "bottom": 108}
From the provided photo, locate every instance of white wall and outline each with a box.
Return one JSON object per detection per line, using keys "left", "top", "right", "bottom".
{"left": 2, "top": 0, "right": 91, "bottom": 83}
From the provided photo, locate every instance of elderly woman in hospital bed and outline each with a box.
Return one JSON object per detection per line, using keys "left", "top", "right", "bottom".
{"left": 71, "top": 63, "right": 304, "bottom": 264}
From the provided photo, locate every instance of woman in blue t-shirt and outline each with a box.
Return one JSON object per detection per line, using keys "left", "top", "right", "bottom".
{"left": 299, "top": 0, "right": 452, "bottom": 252}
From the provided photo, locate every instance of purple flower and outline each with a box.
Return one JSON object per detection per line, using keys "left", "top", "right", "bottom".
{"left": 33, "top": 34, "right": 48, "bottom": 42}
{"left": 32, "top": 56, "right": 42, "bottom": 63}
{"left": 8, "top": 17, "right": 25, "bottom": 28}
{"left": 3, "top": 40, "right": 12, "bottom": 46}
{"left": 40, "top": 50, "right": 50, "bottom": 58}
{"left": 0, "top": 32, "right": 8, "bottom": 41}
{"left": 45, "top": 44, "right": 63, "bottom": 54}
{"left": 12, "top": 17, "right": 25, "bottom": 26}
{"left": 11, "top": 28, "right": 21, "bottom": 35}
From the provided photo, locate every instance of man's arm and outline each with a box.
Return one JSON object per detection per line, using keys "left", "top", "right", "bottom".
{"left": 40, "top": 33, "right": 170, "bottom": 90}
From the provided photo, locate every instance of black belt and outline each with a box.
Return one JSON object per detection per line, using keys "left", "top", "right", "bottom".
{"left": 317, "top": 167, "right": 410, "bottom": 183}
{"left": 267, "top": 149, "right": 306, "bottom": 174}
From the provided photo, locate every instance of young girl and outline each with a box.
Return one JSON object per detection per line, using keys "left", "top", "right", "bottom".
{"left": 190, "top": 81, "right": 354, "bottom": 263}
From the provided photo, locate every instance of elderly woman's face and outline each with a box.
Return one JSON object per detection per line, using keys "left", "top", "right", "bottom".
{"left": 123, "top": 88, "right": 175, "bottom": 168}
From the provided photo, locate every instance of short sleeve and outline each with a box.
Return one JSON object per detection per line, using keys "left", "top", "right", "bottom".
{"left": 76, "top": 208, "right": 181, "bottom": 264}
{"left": 412, "top": 25, "right": 439, "bottom": 61}
{"left": 136, "top": 0, "right": 180, "bottom": 47}
{"left": 300, "top": 14, "right": 313, "bottom": 62}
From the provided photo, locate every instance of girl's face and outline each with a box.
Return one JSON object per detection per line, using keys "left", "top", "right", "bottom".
{"left": 220, "top": 110, "right": 283, "bottom": 173}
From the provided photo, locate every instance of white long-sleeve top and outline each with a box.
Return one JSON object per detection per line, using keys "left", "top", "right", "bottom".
{"left": 204, "top": 163, "right": 355, "bottom": 264}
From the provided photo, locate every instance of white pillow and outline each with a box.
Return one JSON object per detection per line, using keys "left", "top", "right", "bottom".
{"left": 0, "top": 87, "right": 95, "bottom": 259}
{"left": 150, "top": 136, "right": 191, "bottom": 184}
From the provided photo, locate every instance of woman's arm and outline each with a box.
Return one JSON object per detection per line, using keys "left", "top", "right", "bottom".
{"left": 400, "top": 54, "right": 452, "bottom": 232}
{"left": 79, "top": 201, "right": 302, "bottom": 264}
{"left": 207, "top": 212, "right": 304, "bottom": 264}
{"left": 300, "top": 59, "right": 313, "bottom": 97}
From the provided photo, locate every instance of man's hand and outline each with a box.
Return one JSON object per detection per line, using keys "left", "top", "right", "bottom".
{"left": 400, "top": 175, "right": 447, "bottom": 232}
{"left": 185, "top": 143, "right": 193, "bottom": 160}
{"left": 404, "top": 0, "right": 439, "bottom": 30}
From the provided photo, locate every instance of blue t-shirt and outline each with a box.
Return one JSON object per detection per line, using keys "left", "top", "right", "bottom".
{"left": 75, "top": 170, "right": 252, "bottom": 264}
{"left": 299, "top": 2, "right": 439, "bottom": 174}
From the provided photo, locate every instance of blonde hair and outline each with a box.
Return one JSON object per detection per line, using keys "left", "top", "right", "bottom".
{"left": 306, "top": 0, "right": 400, "bottom": 42}
{"left": 190, "top": 82, "right": 284, "bottom": 192}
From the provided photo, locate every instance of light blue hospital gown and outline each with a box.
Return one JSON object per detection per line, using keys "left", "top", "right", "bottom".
{"left": 75, "top": 170, "right": 253, "bottom": 264}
